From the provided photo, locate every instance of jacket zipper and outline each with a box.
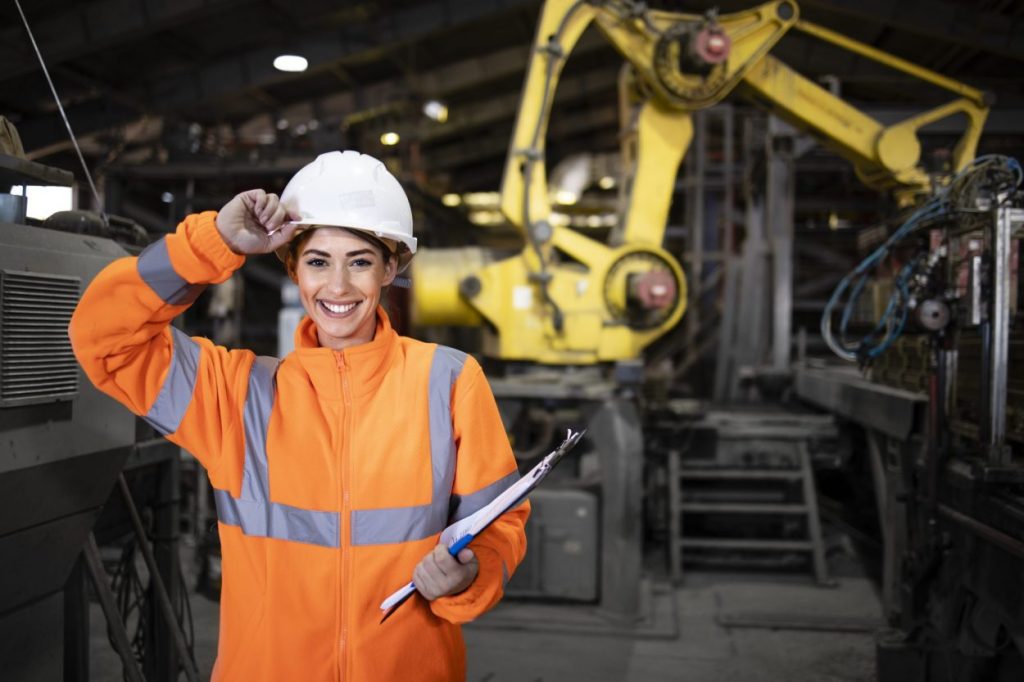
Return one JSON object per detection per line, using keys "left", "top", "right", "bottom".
{"left": 336, "top": 351, "right": 353, "bottom": 682}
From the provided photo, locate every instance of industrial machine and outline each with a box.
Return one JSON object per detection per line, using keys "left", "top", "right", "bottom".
{"left": 410, "top": 0, "right": 992, "bottom": 627}
{"left": 0, "top": 154, "right": 135, "bottom": 682}
{"left": 413, "top": 0, "right": 989, "bottom": 365}
{"left": 0, "top": 153, "right": 197, "bottom": 681}
{"left": 805, "top": 155, "right": 1024, "bottom": 680}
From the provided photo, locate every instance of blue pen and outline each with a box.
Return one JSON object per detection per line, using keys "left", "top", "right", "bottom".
{"left": 379, "top": 534, "right": 476, "bottom": 623}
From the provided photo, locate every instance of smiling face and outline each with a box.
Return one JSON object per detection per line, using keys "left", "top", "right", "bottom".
{"left": 289, "top": 227, "right": 397, "bottom": 350}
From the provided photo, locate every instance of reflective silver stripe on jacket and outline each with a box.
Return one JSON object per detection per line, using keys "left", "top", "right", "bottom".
{"left": 213, "top": 344, "right": 517, "bottom": 549}
{"left": 350, "top": 345, "right": 468, "bottom": 545}
{"left": 448, "top": 470, "right": 521, "bottom": 524}
{"left": 214, "top": 356, "right": 340, "bottom": 548}
{"left": 144, "top": 327, "right": 200, "bottom": 436}
{"left": 137, "top": 238, "right": 205, "bottom": 306}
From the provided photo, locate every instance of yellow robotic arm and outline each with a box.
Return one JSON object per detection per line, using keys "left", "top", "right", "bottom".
{"left": 412, "top": 0, "right": 990, "bottom": 366}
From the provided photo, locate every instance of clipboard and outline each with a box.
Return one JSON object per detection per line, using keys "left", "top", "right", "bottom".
{"left": 379, "top": 428, "right": 586, "bottom": 623}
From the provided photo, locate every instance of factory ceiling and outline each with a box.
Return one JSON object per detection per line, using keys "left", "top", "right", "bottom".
{"left": 2, "top": 0, "right": 1023, "bottom": 232}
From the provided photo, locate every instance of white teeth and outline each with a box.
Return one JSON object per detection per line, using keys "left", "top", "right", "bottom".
{"left": 322, "top": 300, "right": 357, "bottom": 314}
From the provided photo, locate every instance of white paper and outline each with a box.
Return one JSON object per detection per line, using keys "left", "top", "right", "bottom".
{"left": 379, "top": 430, "right": 582, "bottom": 612}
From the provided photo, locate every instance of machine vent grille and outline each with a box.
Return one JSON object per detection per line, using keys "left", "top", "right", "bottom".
{"left": 0, "top": 270, "right": 81, "bottom": 407}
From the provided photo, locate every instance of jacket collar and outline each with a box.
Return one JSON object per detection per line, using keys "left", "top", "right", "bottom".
{"left": 289, "top": 307, "right": 399, "bottom": 400}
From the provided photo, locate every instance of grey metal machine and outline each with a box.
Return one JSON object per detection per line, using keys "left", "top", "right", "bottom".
{"left": 0, "top": 153, "right": 192, "bottom": 682}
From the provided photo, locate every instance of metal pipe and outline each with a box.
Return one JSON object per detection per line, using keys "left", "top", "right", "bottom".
{"left": 986, "top": 206, "right": 1012, "bottom": 462}
{"left": 83, "top": 534, "right": 146, "bottom": 682}
{"left": 937, "top": 504, "right": 1024, "bottom": 561}
{"left": 118, "top": 475, "right": 201, "bottom": 682}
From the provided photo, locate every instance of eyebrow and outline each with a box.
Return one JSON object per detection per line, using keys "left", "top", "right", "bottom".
{"left": 301, "top": 248, "right": 376, "bottom": 258}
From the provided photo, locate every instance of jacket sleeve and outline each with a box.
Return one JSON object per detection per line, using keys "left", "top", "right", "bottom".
{"left": 430, "top": 356, "right": 530, "bottom": 624}
{"left": 69, "top": 211, "right": 252, "bottom": 489}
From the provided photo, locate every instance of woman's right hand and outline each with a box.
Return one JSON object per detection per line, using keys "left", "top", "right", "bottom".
{"left": 215, "top": 189, "right": 300, "bottom": 255}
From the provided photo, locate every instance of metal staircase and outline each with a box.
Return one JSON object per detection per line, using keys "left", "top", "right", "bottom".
{"left": 666, "top": 412, "right": 833, "bottom": 585}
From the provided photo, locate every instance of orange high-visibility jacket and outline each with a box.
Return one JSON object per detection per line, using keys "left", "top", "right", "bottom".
{"left": 70, "top": 212, "right": 529, "bottom": 681}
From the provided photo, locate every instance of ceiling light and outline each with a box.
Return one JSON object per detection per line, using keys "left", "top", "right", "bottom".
{"left": 554, "top": 189, "right": 578, "bottom": 205}
{"left": 161, "top": 192, "right": 174, "bottom": 204}
{"left": 380, "top": 131, "right": 400, "bottom": 146}
{"left": 423, "top": 100, "right": 448, "bottom": 123}
{"left": 442, "top": 193, "right": 462, "bottom": 207}
{"left": 598, "top": 175, "right": 616, "bottom": 190}
{"left": 468, "top": 210, "right": 504, "bottom": 226}
{"left": 273, "top": 55, "right": 308, "bottom": 73}
{"left": 463, "top": 191, "right": 500, "bottom": 207}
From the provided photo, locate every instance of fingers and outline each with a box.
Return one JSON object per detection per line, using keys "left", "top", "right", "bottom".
{"left": 260, "top": 194, "right": 283, "bottom": 230}
{"left": 238, "top": 189, "right": 287, "bottom": 233}
{"left": 413, "top": 545, "right": 479, "bottom": 601}
{"left": 266, "top": 221, "right": 299, "bottom": 252}
{"left": 239, "top": 188, "right": 266, "bottom": 215}
{"left": 413, "top": 559, "right": 443, "bottom": 600}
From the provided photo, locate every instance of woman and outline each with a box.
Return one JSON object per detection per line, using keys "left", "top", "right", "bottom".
{"left": 70, "top": 151, "right": 528, "bottom": 681}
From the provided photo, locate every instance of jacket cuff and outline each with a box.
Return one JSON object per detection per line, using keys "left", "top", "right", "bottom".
{"left": 429, "top": 545, "right": 505, "bottom": 625}
{"left": 168, "top": 211, "right": 245, "bottom": 284}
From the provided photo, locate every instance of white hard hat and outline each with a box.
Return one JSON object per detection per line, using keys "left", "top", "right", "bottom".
{"left": 278, "top": 150, "right": 417, "bottom": 271}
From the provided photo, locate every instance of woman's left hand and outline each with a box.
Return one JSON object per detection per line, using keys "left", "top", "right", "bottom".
{"left": 413, "top": 545, "right": 479, "bottom": 600}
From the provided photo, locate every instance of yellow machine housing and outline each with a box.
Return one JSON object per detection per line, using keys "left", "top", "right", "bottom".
{"left": 412, "top": 0, "right": 990, "bottom": 365}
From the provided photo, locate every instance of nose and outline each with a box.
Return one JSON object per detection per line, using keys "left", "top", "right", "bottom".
{"left": 322, "top": 264, "right": 353, "bottom": 297}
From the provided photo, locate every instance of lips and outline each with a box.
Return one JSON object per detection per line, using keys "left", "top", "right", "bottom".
{"left": 319, "top": 299, "right": 359, "bottom": 316}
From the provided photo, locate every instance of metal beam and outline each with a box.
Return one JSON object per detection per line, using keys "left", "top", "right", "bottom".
{"left": 428, "top": 104, "right": 619, "bottom": 170}
{"left": 19, "top": 98, "right": 140, "bottom": 153}
{"left": 108, "top": 156, "right": 308, "bottom": 181}
{"left": 801, "top": 0, "right": 1024, "bottom": 63}
{"left": 143, "top": 0, "right": 541, "bottom": 112}
{"left": 0, "top": 0, "right": 250, "bottom": 82}
{"left": 419, "top": 65, "right": 618, "bottom": 144}
{"left": 22, "top": 0, "right": 551, "bottom": 153}
{"left": 238, "top": 31, "right": 608, "bottom": 138}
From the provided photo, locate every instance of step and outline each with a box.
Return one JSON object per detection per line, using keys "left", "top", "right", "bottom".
{"left": 680, "top": 538, "right": 814, "bottom": 552}
{"left": 679, "top": 502, "right": 808, "bottom": 515}
{"left": 679, "top": 468, "right": 803, "bottom": 481}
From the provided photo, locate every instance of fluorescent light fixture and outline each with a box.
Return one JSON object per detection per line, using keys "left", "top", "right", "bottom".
{"left": 422, "top": 100, "right": 448, "bottom": 123}
{"left": 380, "top": 131, "right": 400, "bottom": 146}
{"left": 442, "top": 193, "right": 462, "bottom": 207}
{"left": 273, "top": 54, "right": 308, "bottom": 73}
{"left": 468, "top": 210, "right": 504, "bottom": 226}
{"left": 554, "top": 189, "right": 578, "bottom": 205}
{"left": 549, "top": 212, "right": 571, "bottom": 227}
{"left": 10, "top": 185, "right": 73, "bottom": 220}
{"left": 463, "top": 191, "right": 500, "bottom": 207}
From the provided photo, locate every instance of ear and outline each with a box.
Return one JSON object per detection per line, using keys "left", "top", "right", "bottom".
{"left": 285, "top": 258, "right": 299, "bottom": 283}
{"left": 381, "top": 254, "right": 398, "bottom": 287}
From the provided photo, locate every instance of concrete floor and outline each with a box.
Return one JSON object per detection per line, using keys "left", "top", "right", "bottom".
{"left": 465, "top": 573, "right": 879, "bottom": 682}
{"left": 90, "top": 555, "right": 881, "bottom": 681}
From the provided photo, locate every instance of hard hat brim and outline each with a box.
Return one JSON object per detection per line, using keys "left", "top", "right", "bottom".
{"left": 284, "top": 221, "right": 416, "bottom": 252}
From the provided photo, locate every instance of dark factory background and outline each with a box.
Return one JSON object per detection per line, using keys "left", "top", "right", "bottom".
{"left": 1, "top": 0, "right": 1023, "bottom": 680}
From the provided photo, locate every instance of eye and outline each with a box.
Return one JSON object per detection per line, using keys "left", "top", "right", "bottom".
{"left": 305, "top": 257, "right": 328, "bottom": 267}
{"left": 350, "top": 258, "right": 374, "bottom": 268}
